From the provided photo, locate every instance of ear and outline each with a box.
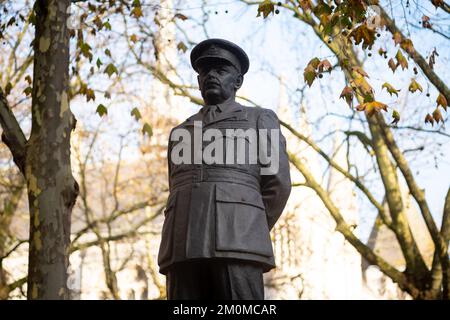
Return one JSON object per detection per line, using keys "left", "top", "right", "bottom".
{"left": 234, "top": 74, "right": 243, "bottom": 90}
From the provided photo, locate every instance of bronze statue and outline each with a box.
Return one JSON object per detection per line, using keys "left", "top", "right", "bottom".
{"left": 158, "top": 38, "right": 291, "bottom": 300}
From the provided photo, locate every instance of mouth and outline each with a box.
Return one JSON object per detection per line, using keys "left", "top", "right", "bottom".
{"left": 205, "top": 80, "right": 220, "bottom": 88}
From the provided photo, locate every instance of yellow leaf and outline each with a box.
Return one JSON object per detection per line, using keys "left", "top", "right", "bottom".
{"left": 382, "top": 82, "right": 400, "bottom": 96}
{"left": 356, "top": 101, "right": 388, "bottom": 117}
{"left": 392, "top": 110, "right": 400, "bottom": 125}
{"left": 395, "top": 50, "right": 408, "bottom": 70}
{"left": 408, "top": 79, "right": 423, "bottom": 93}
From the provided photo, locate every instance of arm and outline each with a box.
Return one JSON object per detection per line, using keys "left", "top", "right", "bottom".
{"left": 167, "top": 128, "right": 174, "bottom": 191}
{"left": 257, "top": 109, "right": 292, "bottom": 230}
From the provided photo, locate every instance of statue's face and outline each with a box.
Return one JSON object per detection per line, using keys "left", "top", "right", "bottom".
{"left": 197, "top": 59, "right": 242, "bottom": 105}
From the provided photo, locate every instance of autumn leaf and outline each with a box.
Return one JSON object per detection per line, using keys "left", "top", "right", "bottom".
{"left": 174, "top": 13, "right": 188, "bottom": 21}
{"left": 340, "top": 86, "right": 353, "bottom": 107}
{"left": 142, "top": 122, "right": 153, "bottom": 137}
{"left": 317, "top": 59, "right": 332, "bottom": 73}
{"left": 431, "top": 0, "right": 444, "bottom": 8}
{"left": 392, "top": 32, "right": 402, "bottom": 46}
{"left": 432, "top": 108, "right": 443, "bottom": 124}
{"left": 96, "top": 58, "right": 103, "bottom": 69}
{"left": 257, "top": 0, "right": 275, "bottom": 18}
{"left": 177, "top": 41, "right": 187, "bottom": 53}
{"left": 103, "top": 21, "right": 112, "bottom": 31}
{"left": 23, "top": 86, "right": 32, "bottom": 96}
{"left": 131, "top": 107, "right": 141, "bottom": 121}
{"left": 392, "top": 110, "right": 400, "bottom": 125}
{"left": 382, "top": 82, "right": 399, "bottom": 96}
{"left": 104, "top": 63, "right": 118, "bottom": 77}
{"left": 349, "top": 23, "right": 375, "bottom": 50}
{"left": 303, "top": 65, "right": 316, "bottom": 87}
{"left": 25, "top": 75, "right": 32, "bottom": 85}
{"left": 307, "top": 57, "right": 320, "bottom": 69}
{"left": 96, "top": 104, "right": 108, "bottom": 117}
{"left": 378, "top": 48, "right": 387, "bottom": 56}
{"left": 131, "top": 7, "right": 143, "bottom": 18}
{"left": 395, "top": 50, "right": 408, "bottom": 70}
{"left": 388, "top": 58, "right": 397, "bottom": 73}
{"left": 86, "top": 88, "right": 95, "bottom": 102}
{"left": 356, "top": 101, "right": 388, "bottom": 117}
{"left": 436, "top": 93, "right": 448, "bottom": 111}
{"left": 105, "top": 48, "right": 112, "bottom": 57}
{"left": 422, "top": 15, "right": 432, "bottom": 29}
{"left": 408, "top": 79, "right": 423, "bottom": 93}
{"left": 298, "top": 0, "right": 312, "bottom": 11}
{"left": 424, "top": 113, "right": 434, "bottom": 126}
{"left": 130, "top": 34, "right": 138, "bottom": 43}
{"left": 94, "top": 16, "right": 103, "bottom": 30}
{"left": 80, "top": 42, "right": 93, "bottom": 61}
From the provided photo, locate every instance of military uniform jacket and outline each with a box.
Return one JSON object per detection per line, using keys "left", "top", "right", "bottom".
{"left": 158, "top": 101, "right": 292, "bottom": 274}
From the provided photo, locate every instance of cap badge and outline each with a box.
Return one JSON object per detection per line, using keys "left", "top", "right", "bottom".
{"left": 205, "top": 45, "right": 219, "bottom": 55}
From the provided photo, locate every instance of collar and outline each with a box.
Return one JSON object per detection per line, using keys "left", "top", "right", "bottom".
{"left": 186, "top": 100, "right": 245, "bottom": 126}
{"left": 201, "top": 99, "right": 236, "bottom": 114}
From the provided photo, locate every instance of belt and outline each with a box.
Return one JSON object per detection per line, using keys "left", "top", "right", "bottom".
{"left": 170, "top": 167, "right": 261, "bottom": 191}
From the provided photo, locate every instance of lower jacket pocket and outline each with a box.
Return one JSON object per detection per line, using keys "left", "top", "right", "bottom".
{"left": 214, "top": 184, "right": 273, "bottom": 257}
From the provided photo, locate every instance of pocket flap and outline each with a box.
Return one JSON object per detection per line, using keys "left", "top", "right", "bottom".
{"left": 215, "top": 184, "right": 265, "bottom": 210}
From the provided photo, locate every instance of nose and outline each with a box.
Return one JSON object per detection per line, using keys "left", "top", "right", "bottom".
{"left": 206, "top": 69, "right": 219, "bottom": 78}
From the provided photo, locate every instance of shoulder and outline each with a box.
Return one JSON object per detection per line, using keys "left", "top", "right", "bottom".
{"left": 241, "top": 105, "right": 279, "bottom": 121}
{"left": 246, "top": 107, "right": 280, "bottom": 129}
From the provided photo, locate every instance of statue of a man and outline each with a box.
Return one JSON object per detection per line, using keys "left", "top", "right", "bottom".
{"left": 158, "top": 38, "right": 291, "bottom": 300}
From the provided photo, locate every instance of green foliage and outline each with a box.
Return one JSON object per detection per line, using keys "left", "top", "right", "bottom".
{"left": 142, "top": 122, "right": 153, "bottom": 137}
{"left": 96, "top": 104, "right": 108, "bottom": 117}
{"left": 104, "top": 63, "right": 118, "bottom": 78}
{"left": 131, "top": 107, "right": 141, "bottom": 121}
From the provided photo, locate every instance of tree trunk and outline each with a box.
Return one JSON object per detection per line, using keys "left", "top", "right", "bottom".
{"left": 26, "top": 0, "right": 78, "bottom": 299}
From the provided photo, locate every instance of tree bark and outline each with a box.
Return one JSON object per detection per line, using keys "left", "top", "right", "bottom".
{"left": 26, "top": 0, "right": 78, "bottom": 299}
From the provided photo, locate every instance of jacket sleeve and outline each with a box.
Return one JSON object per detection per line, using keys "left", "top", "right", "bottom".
{"left": 257, "top": 109, "right": 292, "bottom": 231}
{"left": 167, "top": 127, "right": 174, "bottom": 192}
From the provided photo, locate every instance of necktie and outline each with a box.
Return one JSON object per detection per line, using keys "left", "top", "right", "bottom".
{"left": 205, "top": 104, "right": 219, "bottom": 123}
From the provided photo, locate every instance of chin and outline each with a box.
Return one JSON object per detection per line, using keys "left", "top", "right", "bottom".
{"left": 203, "top": 90, "right": 221, "bottom": 102}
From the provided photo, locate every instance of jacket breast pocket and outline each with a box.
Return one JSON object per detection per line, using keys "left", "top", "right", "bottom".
{"left": 157, "top": 191, "right": 178, "bottom": 265}
{"left": 214, "top": 184, "right": 273, "bottom": 257}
